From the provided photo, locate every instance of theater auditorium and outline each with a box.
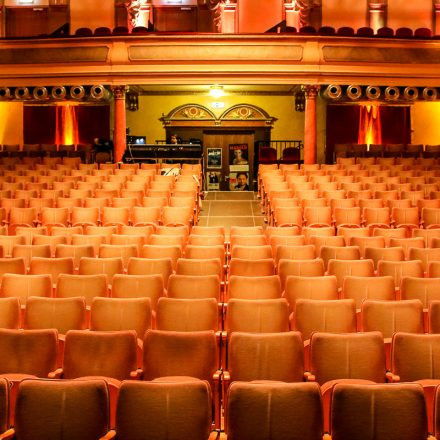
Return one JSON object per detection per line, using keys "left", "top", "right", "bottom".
{"left": 0, "top": 0, "right": 440, "bottom": 439}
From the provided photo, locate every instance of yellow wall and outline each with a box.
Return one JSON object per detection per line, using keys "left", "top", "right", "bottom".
{"left": 0, "top": 102, "right": 23, "bottom": 146}
{"left": 126, "top": 93, "right": 305, "bottom": 144}
{"left": 412, "top": 101, "right": 440, "bottom": 145}
{"left": 70, "top": 0, "right": 115, "bottom": 33}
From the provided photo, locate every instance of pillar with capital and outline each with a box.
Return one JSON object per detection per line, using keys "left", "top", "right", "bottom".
{"left": 302, "top": 85, "right": 320, "bottom": 165}
{"left": 112, "top": 86, "right": 127, "bottom": 163}
{"left": 368, "top": 1, "right": 387, "bottom": 32}
{"left": 125, "top": 0, "right": 152, "bottom": 31}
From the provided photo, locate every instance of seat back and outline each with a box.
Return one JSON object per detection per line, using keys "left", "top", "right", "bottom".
{"left": 226, "top": 299, "right": 290, "bottom": 333}
{"left": 63, "top": 330, "right": 137, "bottom": 380}
{"left": 15, "top": 379, "right": 110, "bottom": 440}
{"left": 167, "top": 274, "right": 220, "bottom": 301}
{"left": 342, "top": 276, "right": 395, "bottom": 309}
{"left": 90, "top": 297, "right": 151, "bottom": 339}
{"left": 116, "top": 380, "right": 212, "bottom": 440}
{"left": 228, "top": 331, "right": 304, "bottom": 382}
{"left": 361, "top": 300, "right": 424, "bottom": 338}
{"left": 57, "top": 274, "right": 108, "bottom": 307}
{"left": 156, "top": 297, "right": 219, "bottom": 332}
{"left": 310, "top": 331, "right": 386, "bottom": 385}
{"left": 330, "top": 383, "right": 427, "bottom": 440}
{"left": 143, "top": 329, "right": 218, "bottom": 384}
{"left": 0, "top": 297, "right": 20, "bottom": 329}
{"left": 294, "top": 299, "right": 356, "bottom": 340}
{"left": 0, "top": 328, "right": 58, "bottom": 376}
{"left": 227, "top": 381, "right": 323, "bottom": 440}
{"left": 228, "top": 275, "right": 281, "bottom": 300}
{"left": 25, "top": 297, "right": 86, "bottom": 334}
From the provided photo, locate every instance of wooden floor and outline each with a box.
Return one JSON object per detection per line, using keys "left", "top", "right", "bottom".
{"left": 198, "top": 191, "right": 265, "bottom": 235}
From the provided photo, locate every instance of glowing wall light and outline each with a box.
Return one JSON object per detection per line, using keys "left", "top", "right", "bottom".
{"left": 209, "top": 86, "right": 224, "bottom": 99}
{"left": 358, "top": 103, "right": 382, "bottom": 147}
{"left": 55, "top": 102, "right": 79, "bottom": 147}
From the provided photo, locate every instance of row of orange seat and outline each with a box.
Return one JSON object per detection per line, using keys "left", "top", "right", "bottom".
{"left": 2, "top": 330, "right": 440, "bottom": 436}
{"left": 0, "top": 378, "right": 437, "bottom": 440}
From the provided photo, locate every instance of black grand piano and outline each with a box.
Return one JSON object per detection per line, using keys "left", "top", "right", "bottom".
{"left": 123, "top": 143, "right": 203, "bottom": 164}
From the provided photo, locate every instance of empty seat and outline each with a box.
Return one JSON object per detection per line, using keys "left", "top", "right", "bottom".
{"left": 226, "top": 381, "right": 323, "bottom": 440}
{"left": 141, "top": 245, "right": 181, "bottom": 269}
{"left": 284, "top": 275, "right": 338, "bottom": 309}
{"left": 61, "top": 330, "right": 137, "bottom": 381}
{"left": 30, "top": 257, "right": 74, "bottom": 286}
{"left": 14, "top": 379, "right": 111, "bottom": 440}
{"left": 116, "top": 380, "right": 212, "bottom": 440}
{"left": 228, "top": 275, "right": 281, "bottom": 300}
{"left": 167, "top": 274, "right": 220, "bottom": 301}
{"left": 342, "top": 275, "right": 395, "bottom": 309}
{"left": 327, "top": 259, "right": 374, "bottom": 289}
{"left": 294, "top": 299, "right": 356, "bottom": 341}
{"left": 377, "top": 260, "right": 424, "bottom": 288}
{"left": 278, "top": 259, "right": 325, "bottom": 290}
{"left": 111, "top": 274, "right": 164, "bottom": 312}
{"left": 0, "top": 328, "right": 58, "bottom": 378}
{"left": 56, "top": 274, "right": 108, "bottom": 307}
{"left": 90, "top": 297, "right": 151, "bottom": 339}
{"left": 229, "top": 258, "right": 275, "bottom": 277}
{"left": 24, "top": 296, "right": 86, "bottom": 334}
{"left": 365, "top": 246, "right": 405, "bottom": 270}
{"left": 1, "top": 274, "right": 52, "bottom": 306}
{"left": 99, "top": 244, "right": 138, "bottom": 268}
{"left": 156, "top": 297, "right": 219, "bottom": 332}
{"left": 78, "top": 257, "right": 123, "bottom": 286}
{"left": 12, "top": 244, "right": 51, "bottom": 270}
{"left": 226, "top": 299, "right": 289, "bottom": 334}
{"left": 320, "top": 246, "right": 360, "bottom": 269}
{"left": 409, "top": 247, "right": 440, "bottom": 273}
{"left": 231, "top": 245, "right": 272, "bottom": 260}
{"left": 127, "top": 258, "right": 172, "bottom": 286}
{"left": 330, "top": 382, "right": 427, "bottom": 440}
{"left": 361, "top": 300, "right": 424, "bottom": 339}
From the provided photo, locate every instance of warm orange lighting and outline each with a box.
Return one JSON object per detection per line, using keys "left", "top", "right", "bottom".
{"left": 358, "top": 103, "right": 382, "bottom": 148}
{"left": 55, "top": 102, "right": 79, "bottom": 147}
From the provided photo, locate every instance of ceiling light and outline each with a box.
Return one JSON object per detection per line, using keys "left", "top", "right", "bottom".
{"left": 209, "top": 86, "right": 224, "bottom": 99}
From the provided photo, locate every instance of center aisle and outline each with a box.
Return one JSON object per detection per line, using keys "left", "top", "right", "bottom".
{"left": 198, "top": 191, "right": 264, "bottom": 236}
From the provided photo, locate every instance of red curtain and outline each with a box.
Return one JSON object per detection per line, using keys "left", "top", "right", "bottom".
{"left": 358, "top": 104, "right": 382, "bottom": 145}
{"left": 24, "top": 104, "right": 110, "bottom": 145}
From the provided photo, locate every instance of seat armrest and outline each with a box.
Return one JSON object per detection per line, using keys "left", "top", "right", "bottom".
{"left": 385, "top": 371, "right": 400, "bottom": 382}
{"left": 323, "top": 434, "right": 332, "bottom": 440}
{"left": 304, "top": 372, "right": 315, "bottom": 382}
{"left": 0, "top": 428, "right": 15, "bottom": 440}
{"left": 130, "top": 369, "right": 143, "bottom": 379}
{"left": 48, "top": 368, "right": 63, "bottom": 379}
{"left": 99, "top": 430, "right": 116, "bottom": 440}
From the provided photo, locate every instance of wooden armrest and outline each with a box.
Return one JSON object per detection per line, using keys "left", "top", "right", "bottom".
{"left": 385, "top": 371, "right": 400, "bottom": 382}
{"left": 221, "top": 331, "right": 227, "bottom": 341}
{"left": 99, "top": 430, "right": 116, "bottom": 440}
{"left": 304, "top": 372, "right": 315, "bottom": 382}
{"left": 130, "top": 369, "right": 143, "bottom": 379}
{"left": 48, "top": 368, "right": 63, "bottom": 379}
{"left": 222, "top": 371, "right": 230, "bottom": 382}
{"left": 323, "top": 434, "right": 332, "bottom": 440}
{"left": 0, "top": 428, "right": 15, "bottom": 440}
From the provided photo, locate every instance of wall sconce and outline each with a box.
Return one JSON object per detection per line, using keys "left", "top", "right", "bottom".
{"left": 209, "top": 85, "right": 224, "bottom": 99}
{"left": 295, "top": 91, "right": 305, "bottom": 112}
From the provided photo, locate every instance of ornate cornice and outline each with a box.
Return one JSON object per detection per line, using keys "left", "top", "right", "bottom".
{"left": 111, "top": 86, "right": 128, "bottom": 99}
{"left": 302, "top": 85, "right": 320, "bottom": 99}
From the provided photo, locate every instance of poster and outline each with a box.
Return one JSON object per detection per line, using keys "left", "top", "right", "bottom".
{"left": 229, "top": 171, "right": 250, "bottom": 191}
{"left": 228, "top": 143, "right": 250, "bottom": 191}
{"left": 207, "top": 171, "right": 221, "bottom": 191}
{"left": 229, "top": 143, "right": 249, "bottom": 166}
{"left": 207, "top": 147, "right": 222, "bottom": 168}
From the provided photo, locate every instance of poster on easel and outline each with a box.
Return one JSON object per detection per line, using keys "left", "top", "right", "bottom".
{"left": 228, "top": 143, "right": 250, "bottom": 191}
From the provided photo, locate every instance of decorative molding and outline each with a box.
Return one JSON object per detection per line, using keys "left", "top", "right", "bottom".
{"left": 302, "top": 84, "right": 320, "bottom": 99}
{"left": 161, "top": 103, "right": 276, "bottom": 127}
{"left": 111, "top": 86, "right": 128, "bottom": 99}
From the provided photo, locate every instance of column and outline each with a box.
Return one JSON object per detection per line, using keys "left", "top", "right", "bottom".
{"left": 112, "top": 86, "right": 127, "bottom": 163}
{"left": 302, "top": 85, "right": 320, "bottom": 165}
{"left": 435, "top": 1, "right": 440, "bottom": 36}
{"left": 284, "top": 0, "right": 300, "bottom": 29}
{"left": 125, "top": 0, "right": 152, "bottom": 31}
{"left": 222, "top": 0, "right": 237, "bottom": 33}
{"left": 368, "top": 1, "right": 387, "bottom": 32}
